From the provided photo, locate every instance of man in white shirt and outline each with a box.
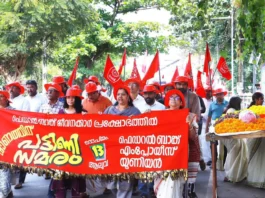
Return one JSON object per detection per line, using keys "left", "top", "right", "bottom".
{"left": 5, "top": 82, "right": 30, "bottom": 111}
{"left": 125, "top": 78, "right": 147, "bottom": 113}
{"left": 138, "top": 84, "right": 165, "bottom": 197}
{"left": 201, "top": 87, "right": 213, "bottom": 166}
{"left": 26, "top": 80, "right": 47, "bottom": 112}
{"left": 5, "top": 82, "right": 30, "bottom": 190}
{"left": 142, "top": 85, "right": 165, "bottom": 111}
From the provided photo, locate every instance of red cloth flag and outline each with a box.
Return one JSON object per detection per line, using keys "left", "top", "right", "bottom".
{"left": 196, "top": 71, "right": 206, "bottom": 98}
{"left": 142, "top": 51, "right": 160, "bottom": 83}
{"left": 118, "top": 49, "right": 126, "bottom": 75}
{"left": 130, "top": 58, "right": 141, "bottom": 81}
{"left": 184, "top": 53, "right": 194, "bottom": 91}
{"left": 203, "top": 43, "right": 212, "bottom": 76}
{"left": 103, "top": 55, "right": 123, "bottom": 87}
{"left": 217, "top": 57, "right": 232, "bottom": 80}
{"left": 206, "top": 69, "right": 214, "bottom": 86}
{"left": 171, "top": 66, "right": 179, "bottom": 82}
{"left": 67, "top": 56, "right": 80, "bottom": 86}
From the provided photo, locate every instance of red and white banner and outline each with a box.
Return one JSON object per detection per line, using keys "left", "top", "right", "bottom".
{"left": 0, "top": 109, "right": 189, "bottom": 175}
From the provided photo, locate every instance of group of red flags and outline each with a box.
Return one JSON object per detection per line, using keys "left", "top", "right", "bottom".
{"left": 67, "top": 43, "right": 232, "bottom": 99}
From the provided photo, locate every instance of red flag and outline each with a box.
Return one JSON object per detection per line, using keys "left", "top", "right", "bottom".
{"left": 162, "top": 74, "right": 164, "bottom": 79}
{"left": 118, "top": 48, "right": 126, "bottom": 75}
{"left": 206, "top": 69, "right": 214, "bottom": 86}
{"left": 184, "top": 53, "right": 192, "bottom": 77}
{"left": 196, "top": 71, "right": 206, "bottom": 98}
{"left": 130, "top": 58, "right": 141, "bottom": 81}
{"left": 203, "top": 43, "right": 212, "bottom": 76}
{"left": 142, "top": 50, "right": 160, "bottom": 83}
{"left": 67, "top": 56, "right": 80, "bottom": 86}
{"left": 217, "top": 57, "right": 232, "bottom": 80}
{"left": 141, "top": 50, "right": 148, "bottom": 73}
{"left": 103, "top": 55, "right": 123, "bottom": 87}
{"left": 171, "top": 66, "right": 179, "bottom": 82}
{"left": 184, "top": 53, "right": 194, "bottom": 91}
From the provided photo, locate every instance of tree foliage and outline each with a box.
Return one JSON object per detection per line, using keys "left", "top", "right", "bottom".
{"left": 0, "top": 0, "right": 96, "bottom": 82}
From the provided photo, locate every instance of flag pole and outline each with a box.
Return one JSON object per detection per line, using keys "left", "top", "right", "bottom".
{"left": 158, "top": 50, "right": 162, "bottom": 85}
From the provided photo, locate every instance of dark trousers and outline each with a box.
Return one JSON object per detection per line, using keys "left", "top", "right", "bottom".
{"left": 19, "top": 170, "right": 27, "bottom": 184}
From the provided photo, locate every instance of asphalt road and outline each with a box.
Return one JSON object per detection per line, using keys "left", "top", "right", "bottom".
{"left": 10, "top": 167, "right": 265, "bottom": 198}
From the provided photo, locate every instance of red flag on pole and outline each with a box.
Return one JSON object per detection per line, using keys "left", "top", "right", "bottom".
{"left": 203, "top": 43, "right": 212, "bottom": 76}
{"left": 103, "top": 55, "right": 123, "bottom": 87}
{"left": 184, "top": 53, "right": 194, "bottom": 91}
{"left": 206, "top": 69, "right": 214, "bottom": 86}
{"left": 171, "top": 66, "right": 179, "bottom": 82}
{"left": 142, "top": 50, "right": 160, "bottom": 83}
{"left": 67, "top": 56, "right": 80, "bottom": 86}
{"left": 196, "top": 71, "right": 206, "bottom": 98}
{"left": 118, "top": 48, "right": 126, "bottom": 75}
{"left": 141, "top": 50, "right": 148, "bottom": 73}
{"left": 217, "top": 57, "right": 232, "bottom": 80}
{"left": 130, "top": 58, "right": 141, "bottom": 81}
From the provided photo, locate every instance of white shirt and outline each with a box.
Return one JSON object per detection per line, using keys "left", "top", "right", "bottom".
{"left": 143, "top": 100, "right": 165, "bottom": 112}
{"left": 133, "top": 95, "right": 147, "bottom": 113}
{"left": 10, "top": 95, "right": 30, "bottom": 111}
{"left": 26, "top": 93, "right": 48, "bottom": 112}
{"left": 202, "top": 98, "right": 212, "bottom": 123}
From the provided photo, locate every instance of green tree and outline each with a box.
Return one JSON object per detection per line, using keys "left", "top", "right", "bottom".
{"left": 0, "top": 0, "right": 97, "bottom": 83}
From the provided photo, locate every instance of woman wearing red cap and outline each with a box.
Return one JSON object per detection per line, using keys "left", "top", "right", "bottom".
{"left": 0, "top": 91, "right": 14, "bottom": 198}
{"left": 104, "top": 85, "right": 141, "bottom": 198}
{"left": 154, "top": 90, "right": 200, "bottom": 198}
{"left": 50, "top": 87, "right": 87, "bottom": 198}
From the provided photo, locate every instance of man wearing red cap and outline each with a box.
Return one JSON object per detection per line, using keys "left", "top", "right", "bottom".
{"left": 206, "top": 88, "right": 228, "bottom": 170}
{"left": 5, "top": 82, "right": 30, "bottom": 111}
{"left": 82, "top": 76, "right": 110, "bottom": 100}
{"left": 201, "top": 87, "right": 213, "bottom": 166}
{"left": 142, "top": 85, "right": 165, "bottom": 112}
{"left": 174, "top": 76, "right": 200, "bottom": 119}
{"left": 125, "top": 79, "right": 147, "bottom": 113}
{"left": 139, "top": 85, "right": 164, "bottom": 198}
{"left": 52, "top": 76, "right": 68, "bottom": 102}
{"left": 39, "top": 82, "right": 64, "bottom": 114}
{"left": 82, "top": 82, "right": 112, "bottom": 114}
{"left": 5, "top": 82, "right": 31, "bottom": 190}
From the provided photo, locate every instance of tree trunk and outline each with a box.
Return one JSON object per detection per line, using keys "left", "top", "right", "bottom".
{"left": 0, "top": 53, "right": 27, "bottom": 83}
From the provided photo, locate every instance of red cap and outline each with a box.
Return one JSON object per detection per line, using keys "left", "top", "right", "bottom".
{"left": 149, "top": 82, "right": 161, "bottom": 90}
{"left": 44, "top": 82, "right": 65, "bottom": 97}
{"left": 125, "top": 78, "right": 141, "bottom": 86}
{"left": 173, "top": 76, "right": 189, "bottom": 83}
{"left": 84, "top": 76, "right": 100, "bottom": 85}
{"left": 114, "top": 85, "right": 131, "bottom": 100}
{"left": 52, "top": 76, "right": 66, "bottom": 84}
{"left": 161, "top": 83, "right": 176, "bottom": 93}
{"left": 5, "top": 82, "right": 25, "bottom": 94}
{"left": 0, "top": 90, "right": 12, "bottom": 103}
{"left": 142, "top": 85, "right": 157, "bottom": 93}
{"left": 85, "top": 82, "right": 100, "bottom": 94}
{"left": 164, "top": 89, "right": 186, "bottom": 108}
{"left": 64, "top": 88, "right": 84, "bottom": 99}
{"left": 213, "top": 88, "right": 227, "bottom": 96}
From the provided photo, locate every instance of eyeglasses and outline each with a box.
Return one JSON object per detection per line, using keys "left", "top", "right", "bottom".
{"left": 169, "top": 96, "right": 181, "bottom": 101}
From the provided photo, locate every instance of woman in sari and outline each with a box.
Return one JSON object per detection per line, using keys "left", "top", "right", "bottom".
{"left": 247, "top": 92, "right": 265, "bottom": 188}
{"left": 222, "top": 97, "right": 248, "bottom": 182}
{"left": 50, "top": 87, "right": 88, "bottom": 198}
{"left": 154, "top": 90, "right": 199, "bottom": 198}
{"left": 0, "top": 91, "right": 14, "bottom": 198}
{"left": 104, "top": 85, "right": 141, "bottom": 198}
